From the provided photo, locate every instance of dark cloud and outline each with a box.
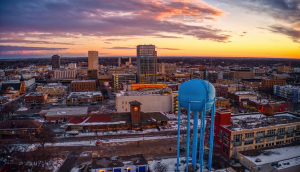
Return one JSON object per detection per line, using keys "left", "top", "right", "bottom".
{"left": 219, "top": 0, "right": 300, "bottom": 43}
{"left": 0, "top": 0, "right": 230, "bottom": 44}
{"left": 105, "top": 47, "right": 135, "bottom": 49}
{"left": 152, "top": 35, "right": 183, "bottom": 39}
{"left": 268, "top": 25, "right": 300, "bottom": 43}
{"left": 0, "top": 39, "right": 76, "bottom": 45}
{"left": 157, "top": 47, "right": 183, "bottom": 50}
{"left": 0, "top": 45, "right": 68, "bottom": 52}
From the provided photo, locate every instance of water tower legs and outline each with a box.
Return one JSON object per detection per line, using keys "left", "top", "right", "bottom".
{"left": 192, "top": 111, "right": 199, "bottom": 169}
{"left": 176, "top": 103, "right": 181, "bottom": 172}
{"left": 208, "top": 101, "right": 216, "bottom": 170}
{"left": 198, "top": 103, "right": 206, "bottom": 172}
{"left": 185, "top": 103, "right": 191, "bottom": 172}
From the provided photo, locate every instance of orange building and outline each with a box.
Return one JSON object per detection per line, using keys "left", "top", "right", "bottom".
{"left": 130, "top": 83, "right": 167, "bottom": 90}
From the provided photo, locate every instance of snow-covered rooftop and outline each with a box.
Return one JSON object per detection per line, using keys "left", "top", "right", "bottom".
{"left": 45, "top": 107, "right": 88, "bottom": 116}
{"left": 226, "top": 113, "right": 300, "bottom": 131}
{"left": 243, "top": 145, "right": 300, "bottom": 167}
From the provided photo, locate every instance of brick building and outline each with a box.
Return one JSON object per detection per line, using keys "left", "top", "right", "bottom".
{"left": 262, "top": 78, "right": 285, "bottom": 92}
{"left": 25, "top": 92, "right": 48, "bottom": 104}
{"left": 206, "top": 110, "right": 300, "bottom": 159}
{"left": 215, "top": 97, "right": 230, "bottom": 109}
{"left": 66, "top": 92, "right": 103, "bottom": 105}
{"left": 65, "top": 100, "right": 170, "bottom": 131}
{"left": 71, "top": 80, "right": 96, "bottom": 92}
{"left": 0, "top": 120, "right": 43, "bottom": 136}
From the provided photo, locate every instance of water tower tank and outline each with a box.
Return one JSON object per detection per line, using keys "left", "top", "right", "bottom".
{"left": 262, "top": 104, "right": 274, "bottom": 116}
{"left": 178, "top": 79, "right": 215, "bottom": 112}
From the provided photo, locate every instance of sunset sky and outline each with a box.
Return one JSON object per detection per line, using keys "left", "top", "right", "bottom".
{"left": 0, "top": 0, "right": 299, "bottom": 59}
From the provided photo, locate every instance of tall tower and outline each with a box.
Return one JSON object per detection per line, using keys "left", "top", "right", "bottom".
{"left": 129, "top": 100, "right": 142, "bottom": 123}
{"left": 20, "top": 76, "right": 26, "bottom": 94}
{"left": 88, "top": 51, "right": 99, "bottom": 70}
{"left": 137, "top": 45, "right": 157, "bottom": 83}
{"left": 52, "top": 55, "right": 60, "bottom": 69}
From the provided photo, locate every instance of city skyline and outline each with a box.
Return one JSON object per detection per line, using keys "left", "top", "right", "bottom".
{"left": 0, "top": 0, "right": 299, "bottom": 59}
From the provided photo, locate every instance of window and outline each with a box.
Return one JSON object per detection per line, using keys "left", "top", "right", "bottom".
{"left": 278, "top": 128, "right": 285, "bottom": 134}
{"left": 233, "top": 134, "right": 242, "bottom": 142}
{"left": 244, "top": 140, "right": 253, "bottom": 145}
{"left": 223, "top": 139, "right": 229, "bottom": 146}
{"left": 287, "top": 126, "right": 295, "bottom": 133}
{"left": 224, "top": 132, "right": 229, "bottom": 139}
{"left": 256, "top": 131, "right": 265, "bottom": 138}
{"left": 296, "top": 125, "right": 300, "bottom": 131}
{"left": 245, "top": 132, "right": 254, "bottom": 138}
{"left": 256, "top": 138, "right": 264, "bottom": 143}
{"left": 286, "top": 133, "right": 294, "bottom": 138}
{"left": 223, "top": 146, "right": 229, "bottom": 155}
{"left": 266, "top": 136, "right": 275, "bottom": 142}
{"left": 277, "top": 135, "right": 285, "bottom": 140}
{"left": 267, "top": 129, "right": 276, "bottom": 136}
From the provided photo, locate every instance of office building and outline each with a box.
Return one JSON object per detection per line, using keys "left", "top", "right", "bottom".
{"left": 71, "top": 80, "right": 96, "bottom": 92}
{"left": 88, "top": 51, "right": 99, "bottom": 70}
{"left": 52, "top": 55, "right": 60, "bottom": 69}
{"left": 206, "top": 109, "right": 300, "bottom": 159}
{"left": 118, "top": 57, "right": 131, "bottom": 67}
{"left": 158, "top": 62, "right": 176, "bottom": 75}
{"left": 112, "top": 73, "right": 136, "bottom": 90}
{"left": 54, "top": 69, "right": 76, "bottom": 79}
{"left": 136, "top": 45, "right": 157, "bottom": 83}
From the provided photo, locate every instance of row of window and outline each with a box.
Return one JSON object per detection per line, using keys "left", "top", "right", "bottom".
{"left": 233, "top": 125, "right": 300, "bottom": 141}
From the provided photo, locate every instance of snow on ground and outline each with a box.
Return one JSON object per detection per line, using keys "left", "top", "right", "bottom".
{"left": 148, "top": 157, "right": 210, "bottom": 172}
{"left": 52, "top": 158, "right": 65, "bottom": 172}
{"left": 244, "top": 145, "right": 300, "bottom": 166}
{"left": 48, "top": 135, "right": 177, "bottom": 147}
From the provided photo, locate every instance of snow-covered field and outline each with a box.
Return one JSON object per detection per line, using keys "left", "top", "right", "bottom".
{"left": 48, "top": 134, "right": 177, "bottom": 147}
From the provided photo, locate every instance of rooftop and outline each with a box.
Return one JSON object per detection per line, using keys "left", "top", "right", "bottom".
{"left": 44, "top": 107, "right": 88, "bottom": 116}
{"left": 91, "top": 154, "right": 147, "bottom": 169}
{"left": 68, "top": 92, "right": 102, "bottom": 99}
{"left": 117, "top": 88, "right": 172, "bottom": 97}
{"left": 71, "top": 80, "right": 96, "bottom": 83}
{"left": 0, "top": 120, "right": 43, "bottom": 129}
{"left": 241, "top": 145, "right": 300, "bottom": 168}
{"left": 26, "top": 92, "right": 46, "bottom": 96}
{"left": 225, "top": 113, "right": 300, "bottom": 131}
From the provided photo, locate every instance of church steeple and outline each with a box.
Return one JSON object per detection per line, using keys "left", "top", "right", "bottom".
{"left": 20, "top": 75, "right": 26, "bottom": 94}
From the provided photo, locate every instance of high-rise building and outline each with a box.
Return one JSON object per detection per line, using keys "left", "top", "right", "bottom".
{"left": 52, "top": 55, "right": 60, "bottom": 69}
{"left": 88, "top": 51, "right": 99, "bottom": 70}
{"left": 136, "top": 45, "right": 157, "bottom": 83}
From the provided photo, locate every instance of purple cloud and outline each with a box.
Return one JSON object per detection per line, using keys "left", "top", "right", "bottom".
{"left": 0, "top": 0, "right": 230, "bottom": 44}
{"left": 0, "top": 45, "right": 68, "bottom": 52}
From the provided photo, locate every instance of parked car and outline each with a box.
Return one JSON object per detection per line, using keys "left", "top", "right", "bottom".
{"left": 52, "top": 103, "right": 57, "bottom": 106}
{"left": 96, "top": 140, "right": 102, "bottom": 146}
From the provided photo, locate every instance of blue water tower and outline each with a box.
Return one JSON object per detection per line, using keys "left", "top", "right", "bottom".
{"left": 176, "top": 79, "right": 216, "bottom": 172}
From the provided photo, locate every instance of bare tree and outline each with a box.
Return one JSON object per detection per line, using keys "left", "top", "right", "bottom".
{"left": 0, "top": 141, "right": 22, "bottom": 165}
{"left": 30, "top": 148, "right": 55, "bottom": 172}
{"left": 35, "top": 126, "right": 55, "bottom": 148}
{"left": 154, "top": 162, "right": 168, "bottom": 172}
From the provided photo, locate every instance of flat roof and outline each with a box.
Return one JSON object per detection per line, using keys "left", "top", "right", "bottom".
{"left": 68, "top": 91, "right": 102, "bottom": 98}
{"left": 92, "top": 154, "right": 147, "bottom": 169}
{"left": 45, "top": 107, "right": 88, "bottom": 116}
{"left": 71, "top": 80, "right": 95, "bottom": 83}
{"left": 226, "top": 113, "right": 300, "bottom": 131}
{"left": 241, "top": 145, "right": 300, "bottom": 167}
